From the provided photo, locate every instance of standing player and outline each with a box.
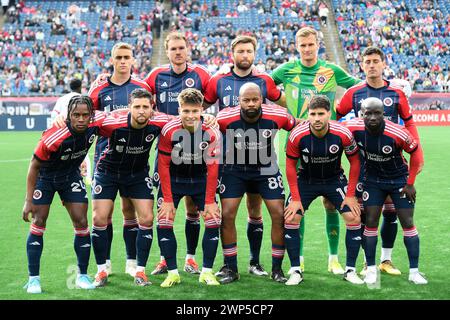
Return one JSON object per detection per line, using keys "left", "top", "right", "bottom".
{"left": 203, "top": 35, "right": 286, "bottom": 276}
{"left": 88, "top": 42, "right": 152, "bottom": 278}
{"left": 346, "top": 98, "right": 426, "bottom": 285}
{"left": 215, "top": 83, "right": 297, "bottom": 284}
{"left": 22, "top": 96, "right": 103, "bottom": 293}
{"left": 90, "top": 89, "right": 171, "bottom": 287}
{"left": 157, "top": 88, "right": 221, "bottom": 287}
{"left": 284, "top": 95, "right": 362, "bottom": 285}
{"left": 145, "top": 32, "right": 212, "bottom": 275}
{"left": 271, "top": 27, "right": 360, "bottom": 274}
{"left": 337, "top": 46, "right": 422, "bottom": 276}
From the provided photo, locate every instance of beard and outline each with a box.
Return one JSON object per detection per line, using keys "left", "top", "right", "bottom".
{"left": 235, "top": 60, "right": 253, "bottom": 71}
{"left": 243, "top": 107, "right": 261, "bottom": 119}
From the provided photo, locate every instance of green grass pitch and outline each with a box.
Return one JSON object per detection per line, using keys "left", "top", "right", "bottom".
{"left": 0, "top": 127, "right": 449, "bottom": 300}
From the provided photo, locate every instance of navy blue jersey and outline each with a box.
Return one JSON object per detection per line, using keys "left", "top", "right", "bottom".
{"left": 95, "top": 110, "right": 170, "bottom": 177}
{"left": 33, "top": 112, "right": 105, "bottom": 181}
{"left": 88, "top": 75, "right": 152, "bottom": 163}
{"left": 217, "top": 104, "right": 296, "bottom": 172}
{"left": 204, "top": 67, "right": 282, "bottom": 110}
{"left": 286, "top": 121, "right": 358, "bottom": 183}
{"left": 346, "top": 118, "right": 419, "bottom": 183}
{"left": 145, "top": 63, "right": 211, "bottom": 115}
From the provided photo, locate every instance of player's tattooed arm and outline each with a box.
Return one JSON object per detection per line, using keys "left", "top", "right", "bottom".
{"left": 22, "top": 157, "right": 42, "bottom": 222}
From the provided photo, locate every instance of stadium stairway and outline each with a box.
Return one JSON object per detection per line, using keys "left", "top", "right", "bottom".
{"left": 150, "top": 0, "right": 171, "bottom": 67}
{"left": 321, "top": 0, "right": 349, "bottom": 99}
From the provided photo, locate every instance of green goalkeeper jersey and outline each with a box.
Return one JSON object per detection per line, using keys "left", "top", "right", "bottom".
{"left": 271, "top": 58, "right": 360, "bottom": 120}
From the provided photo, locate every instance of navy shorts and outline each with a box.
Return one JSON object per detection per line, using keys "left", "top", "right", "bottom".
{"left": 219, "top": 169, "right": 285, "bottom": 200}
{"left": 286, "top": 175, "right": 351, "bottom": 214}
{"left": 362, "top": 180, "right": 414, "bottom": 209}
{"left": 92, "top": 171, "right": 154, "bottom": 200}
{"left": 156, "top": 180, "right": 211, "bottom": 211}
{"left": 32, "top": 173, "right": 88, "bottom": 205}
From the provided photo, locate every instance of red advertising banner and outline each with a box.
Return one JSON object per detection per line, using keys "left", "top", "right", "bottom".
{"left": 410, "top": 93, "right": 450, "bottom": 126}
{"left": 412, "top": 110, "right": 450, "bottom": 126}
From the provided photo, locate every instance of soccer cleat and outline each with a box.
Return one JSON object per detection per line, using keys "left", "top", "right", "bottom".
{"left": 160, "top": 273, "right": 181, "bottom": 288}
{"left": 23, "top": 277, "right": 42, "bottom": 294}
{"left": 151, "top": 260, "right": 168, "bottom": 275}
{"left": 76, "top": 274, "right": 95, "bottom": 290}
{"left": 184, "top": 258, "right": 200, "bottom": 274}
{"left": 271, "top": 269, "right": 287, "bottom": 283}
{"left": 248, "top": 263, "right": 269, "bottom": 276}
{"left": 328, "top": 259, "right": 345, "bottom": 275}
{"left": 364, "top": 268, "right": 378, "bottom": 285}
{"left": 379, "top": 260, "right": 401, "bottom": 275}
{"left": 215, "top": 265, "right": 229, "bottom": 278}
{"left": 286, "top": 270, "right": 303, "bottom": 285}
{"left": 125, "top": 260, "right": 137, "bottom": 277}
{"left": 105, "top": 260, "right": 112, "bottom": 276}
{"left": 199, "top": 271, "right": 220, "bottom": 286}
{"left": 359, "top": 263, "right": 368, "bottom": 276}
{"left": 343, "top": 270, "right": 364, "bottom": 285}
{"left": 134, "top": 271, "right": 151, "bottom": 286}
{"left": 93, "top": 270, "right": 108, "bottom": 287}
{"left": 408, "top": 272, "right": 428, "bottom": 285}
{"left": 218, "top": 268, "right": 240, "bottom": 284}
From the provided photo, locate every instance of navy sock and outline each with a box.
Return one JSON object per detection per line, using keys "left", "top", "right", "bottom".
{"left": 74, "top": 228, "right": 91, "bottom": 274}
{"left": 27, "top": 224, "right": 45, "bottom": 276}
{"left": 381, "top": 208, "right": 398, "bottom": 249}
{"left": 272, "top": 244, "right": 285, "bottom": 271}
{"left": 202, "top": 218, "right": 220, "bottom": 268}
{"left": 284, "top": 223, "right": 300, "bottom": 268}
{"left": 185, "top": 212, "right": 200, "bottom": 256}
{"left": 92, "top": 225, "right": 108, "bottom": 266}
{"left": 345, "top": 224, "right": 362, "bottom": 268}
{"left": 136, "top": 225, "right": 153, "bottom": 268}
{"left": 247, "top": 217, "right": 263, "bottom": 265}
{"left": 157, "top": 220, "right": 177, "bottom": 270}
{"left": 123, "top": 219, "right": 138, "bottom": 260}
{"left": 223, "top": 243, "right": 238, "bottom": 272}
{"left": 106, "top": 221, "right": 113, "bottom": 260}
{"left": 363, "top": 227, "right": 378, "bottom": 266}
{"left": 403, "top": 227, "right": 420, "bottom": 268}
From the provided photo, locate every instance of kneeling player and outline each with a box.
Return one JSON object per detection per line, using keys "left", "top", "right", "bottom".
{"left": 157, "top": 88, "right": 221, "bottom": 287}
{"left": 284, "top": 95, "right": 363, "bottom": 285}
{"left": 22, "top": 96, "right": 103, "bottom": 293}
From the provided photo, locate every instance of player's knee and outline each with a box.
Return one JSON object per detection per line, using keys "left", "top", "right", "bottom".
{"left": 92, "top": 214, "right": 108, "bottom": 227}
{"left": 247, "top": 196, "right": 262, "bottom": 216}
{"left": 138, "top": 215, "right": 153, "bottom": 228}
{"left": 398, "top": 213, "right": 414, "bottom": 229}
{"left": 73, "top": 216, "right": 88, "bottom": 229}
{"left": 344, "top": 214, "right": 361, "bottom": 225}
{"left": 32, "top": 216, "right": 47, "bottom": 228}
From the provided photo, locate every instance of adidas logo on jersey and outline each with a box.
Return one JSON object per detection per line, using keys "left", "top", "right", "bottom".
{"left": 118, "top": 138, "right": 127, "bottom": 142}
{"left": 161, "top": 82, "right": 168, "bottom": 87}
{"left": 357, "top": 142, "right": 363, "bottom": 147}
{"left": 302, "top": 148, "right": 309, "bottom": 153}
{"left": 105, "top": 96, "right": 112, "bottom": 101}
{"left": 29, "top": 241, "right": 41, "bottom": 246}
{"left": 225, "top": 85, "right": 232, "bottom": 91}
{"left": 64, "top": 148, "right": 72, "bottom": 152}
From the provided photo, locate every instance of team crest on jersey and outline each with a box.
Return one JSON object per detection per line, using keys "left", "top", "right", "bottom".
{"left": 262, "top": 129, "right": 272, "bottom": 138}
{"left": 146, "top": 134, "right": 155, "bottom": 142}
{"left": 383, "top": 97, "right": 393, "bottom": 107}
{"left": 382, "top": 145, "right": 392, "bottom": 154}
{"left": 116, "top": 145, "right": 124, "bottom": 153}
{"left": 329, "top": 144, "right": 340, "bottom": 154}
{"left": 223, "top": 95, "right": 231, "bottom": 106}
{"left": 185, "top": 78, "right": 195, "bottom": 88}
{"left": 33, "top": 190, "right": 42, "bottom": 200}
{"left": 362, "top": 191, "right": 369, "bottom": 201}
{"left": 317, "top": 75, "right": 327, "bottom": 85}
{"left": 89, "top": 135, "right": 95, "bottom": 143}
{"left": 93, "top": 185, "right": 102, "bottom": 195}
{"left": 199, "top": 141, "right": 209, "bottom": 150}
{"left": 357, "top": 183, "right": 363, "bottom": 193}
{"left": 153, "top": 172, "right": 160, "bottom": 182}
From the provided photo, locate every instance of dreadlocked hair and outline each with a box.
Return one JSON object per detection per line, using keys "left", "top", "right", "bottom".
{"left": 66, "top": 95, "right": 95, "bottom": 124}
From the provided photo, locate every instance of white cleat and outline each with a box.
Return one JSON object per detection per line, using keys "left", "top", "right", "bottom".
{"left": 344, "top": 270, "right": 364, "bottom": 285}
{"left": 409, "top": 272, "right": 428, "bottom": 285}
{"left": 24, "top": 277, "right": 42, "bottom": 294}
{"left": 125, "top": 260, "right": 137, "bottom": 277}
{"left": 286, "top": 270, "right": 303, "bottom": 286}
{"left": 364, "top": 267, "right": 378, "bottom": 285}
{"left": 76, "top": 274, "right": 96, "bottom": 290}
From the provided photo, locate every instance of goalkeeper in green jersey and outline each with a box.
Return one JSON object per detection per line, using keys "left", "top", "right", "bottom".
{"left": 272, "top": 27, "right": 360, "bottom": 275}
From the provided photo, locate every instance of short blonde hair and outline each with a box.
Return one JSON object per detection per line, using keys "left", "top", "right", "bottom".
{"left": 165, "top": 32, "right": 188, "bottom": 50}
{"left": 111, "top": 42, "right": 133, "bottom": 57}
{"left": 295, "top": 27, "right": 319, "bottom": 43}
{"left": 231, "top": 35, "right": 257, "bottom": 52}
{"left": 178, "top": 88, "right": 204, "bottom": 106}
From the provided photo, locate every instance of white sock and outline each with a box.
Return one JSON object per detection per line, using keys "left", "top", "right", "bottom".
{"left": 136, "top": 266, "right": 145, "bottom": 273}
{"left": 409, "top": 268, "right": 419, "bottom": 275}
{"left": 367, "top": 265, "right": 377, "bottom": 272}
{"left": 160, "top": 256, "right": 165, "bottom": 261}
{"left": 29, "top": 275, "right": 40, "bottom": 281}
{"left": 168, "top": 269, "right": 179, "bottom": 275}
{"left": 201, "top": 267, "right": 212, "bottom": 274}
{"left": 106, "top": 259, "right": 111, "bottom": 265}
{"left": 97, "top": 264, "right": 107, "bottom": 273}
{"left": 329, "top": 254, "right": 338, "bottom": 263}
{"left": 300, "top": 256, "right": 304, "bottom": 264}
{"left": 186, "top": 254, "right": 195, "bottom": 261}
{"left": 127, "top": 259, "right": 137, "bottom": 265}
{"left": 380, "top": 248, "right": 393, "bottom": 262}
